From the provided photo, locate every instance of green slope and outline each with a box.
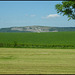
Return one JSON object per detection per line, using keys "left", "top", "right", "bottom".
{"left": 0, "top": 32, "right": 75, "bottom": 48}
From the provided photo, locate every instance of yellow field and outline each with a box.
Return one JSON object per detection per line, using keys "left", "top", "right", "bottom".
{"left": 0, "top": 48, "right": 75, "bottom": 74}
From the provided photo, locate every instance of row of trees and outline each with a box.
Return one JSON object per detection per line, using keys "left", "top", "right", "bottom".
{"left": 0, "top": 42, "right": 74, "bottom": 48}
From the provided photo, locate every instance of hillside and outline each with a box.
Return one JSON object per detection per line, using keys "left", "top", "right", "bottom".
{"left": 0, "top": 26, "right": 75, "bottom": 32}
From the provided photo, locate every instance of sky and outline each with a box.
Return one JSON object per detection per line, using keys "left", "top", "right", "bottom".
{"left": 0, "top": 1, "right": 75, "bottom": 28}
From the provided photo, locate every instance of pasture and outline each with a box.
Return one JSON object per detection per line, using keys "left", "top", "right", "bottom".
{"left": 0, "top": 48, "right": 75, "bottom": 74}
{"left": 0, "top": 32, "right": 75, "bottom": 48}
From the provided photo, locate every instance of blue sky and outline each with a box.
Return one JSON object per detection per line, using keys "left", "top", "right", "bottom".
{"left": 0, "top": 1, "right": 75, "bottom": 28}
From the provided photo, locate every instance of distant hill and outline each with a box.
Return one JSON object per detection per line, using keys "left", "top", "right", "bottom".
{"left": 0, "top": 26, "right": 75, "bottom": 32}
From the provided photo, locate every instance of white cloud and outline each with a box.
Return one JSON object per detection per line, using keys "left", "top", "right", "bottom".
{"left": 25, "top": 14, "right": 36, "bottom": 17}
{"left": 42, "top": 14, "right": 60, "bottom": 19}
{"left": 47, "top": 14, "right": 60, "bottom": 18}
{"left": 30, "top": 15, "right": 36, "bottom": 17}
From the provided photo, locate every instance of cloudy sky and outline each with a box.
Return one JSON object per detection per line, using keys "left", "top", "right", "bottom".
{"left": 0, "top": 1, "right": 75, "bottom": 28}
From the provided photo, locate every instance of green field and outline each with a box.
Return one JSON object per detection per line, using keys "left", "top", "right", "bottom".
{"left": 0, "top": 48, "right": 75, "bottom": 74}
{"left": 0, "top": 32, "right": 75, "bottom": 48}
{"left": 0, "top": 32, "right": 75, "bottom": 74}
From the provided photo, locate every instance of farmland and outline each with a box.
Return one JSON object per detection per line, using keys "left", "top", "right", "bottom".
{"left": 0, "top": 32, "right": 75, "bottom": 48}
{"left": 0, "top": 48, "right": 75, "bottom": 74}
{"left": 0, "top": 32, "right": 75, "bottom": 74}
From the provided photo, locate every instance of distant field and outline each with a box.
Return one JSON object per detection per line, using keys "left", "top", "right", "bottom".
{"left": 0, "top": 32, "right": 75, "bottom": 48}
{"left": 0, "top": 48, "right": 75, "bottom": 74}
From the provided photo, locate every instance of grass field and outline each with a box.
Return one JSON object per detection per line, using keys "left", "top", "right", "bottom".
{"left": 0, "top": 48, "right": 75, "bottom": 74}
{"left": 0, "top": 32, "right": 75, "bottom": 48}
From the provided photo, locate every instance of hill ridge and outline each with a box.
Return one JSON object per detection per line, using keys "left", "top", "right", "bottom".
{"left": 0, "top": 26, "right": 75, "bottom": 32}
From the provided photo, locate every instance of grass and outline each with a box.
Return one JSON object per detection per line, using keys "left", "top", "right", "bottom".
{"left": 0, "top": 32, "right": 75, "bottom": 48}
{"left": 0, "top": 48, "right": 75, "bottom": 74}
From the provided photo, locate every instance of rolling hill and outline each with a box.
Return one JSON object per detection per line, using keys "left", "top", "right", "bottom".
{"left": 0, "top": 26, "right": 75, "bottom": 32}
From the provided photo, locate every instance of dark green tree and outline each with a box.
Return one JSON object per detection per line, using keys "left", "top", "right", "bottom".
{"left": 55, "top": 1, "right": 75, "bottom": 20}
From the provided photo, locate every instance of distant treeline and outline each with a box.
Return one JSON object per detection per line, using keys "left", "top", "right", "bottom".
{"left": 0, "top": 42, "right": 74, "bottom": 49}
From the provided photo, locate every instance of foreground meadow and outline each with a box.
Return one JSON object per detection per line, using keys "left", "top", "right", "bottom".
{"left": 0, "top": 48, "right": 75, "bottom": 74}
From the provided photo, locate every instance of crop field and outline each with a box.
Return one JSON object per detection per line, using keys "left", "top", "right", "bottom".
{"left": 0, "top": 48, "right": 75, "bottom": 74}
{"left": 0, "top": 32, "right": 75, "bottom": 48}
